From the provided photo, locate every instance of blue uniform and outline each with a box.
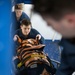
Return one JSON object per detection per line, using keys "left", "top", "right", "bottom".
{"left": 13, "top": 28, "right": 45, "bottom": 56}
{"left": 13, "top": 28, "right": 46, "bottom": 75}
{"left": 14, "top": 28, "right": 44, "bottom": 44}
{"left": 56, "top": 39, "right": 75, "bottom": 75}
{"left": 11, "top": 12, "right": 30, "bottom": 34}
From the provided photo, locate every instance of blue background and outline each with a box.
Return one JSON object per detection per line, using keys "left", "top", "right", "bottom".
{"left": 0, "top": 0, "right": 12, "bottom": 75}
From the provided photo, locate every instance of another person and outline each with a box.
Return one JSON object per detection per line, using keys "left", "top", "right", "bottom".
{"left": 32, "top": 0, "right": 75, "bottom": 75}
{"left": 12, "top": 3, "right": 30, "bottom": 32}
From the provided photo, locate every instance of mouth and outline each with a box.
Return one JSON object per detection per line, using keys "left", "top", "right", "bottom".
{"left": 25, "top": 32, "right": 29, "bottom": 35}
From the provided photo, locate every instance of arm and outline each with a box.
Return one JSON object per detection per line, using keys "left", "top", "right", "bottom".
{"left": 32, "top": 28, "right": 45, "bottom": 44}
{"left": 13, "top": 29, "right": 21, "bottom": 56}
{"left": 22, "top": 12, "right": 30, "bottom": 21}
{"left": 56, "top": 50, "right": 73, "bottom": 75}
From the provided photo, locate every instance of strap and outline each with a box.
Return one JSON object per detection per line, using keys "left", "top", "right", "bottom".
{"left": 17, "top": 53, "right": 49, "bottom": 68}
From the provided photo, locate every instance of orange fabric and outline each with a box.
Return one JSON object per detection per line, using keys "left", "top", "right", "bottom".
{"left": 16, "top": 37, "right": 50, "bottom": 68}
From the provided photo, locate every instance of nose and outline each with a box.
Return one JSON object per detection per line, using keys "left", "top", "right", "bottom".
{"left": 25, "top": 29, "right": 29, "bottom": 32}
{"left": 46, "top": 22, "right": 51, "bottom": 26}
{"left": 17, "top": 12, "right": 20, "bottom": 14}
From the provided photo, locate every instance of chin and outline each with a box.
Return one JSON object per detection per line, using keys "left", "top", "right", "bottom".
{"left": 17, "top": 15, "right": 21, "bottom": 18}
{"left": 24, "top": 34, "right": 28, "bottom": 36}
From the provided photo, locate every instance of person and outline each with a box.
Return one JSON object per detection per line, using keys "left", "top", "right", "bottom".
{"left": 11, "top": 3, "right": 30, "bottom": 32}
{"left": 32, "top": 0, "right": 75, "bottom": 75}
{"left": 13, "top": 19, "right": 45, "bottom": 58}
{"left": 13, "top": 19, "right": 44, "bottom": 45}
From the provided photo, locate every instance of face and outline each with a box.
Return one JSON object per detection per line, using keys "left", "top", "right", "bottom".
{"left": 43, "top": 14, "right": 75, "bottom": 38}
{"left": 15, "top": 9, "right": 23, "bottom": 18}
{"left": 21, "top": 25, "right": 31, "bottom": 36}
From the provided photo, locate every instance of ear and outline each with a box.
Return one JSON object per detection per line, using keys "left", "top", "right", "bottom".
{"left": 20, "top": 25, "right": 22, "bottom": 29}
{"left": 65, "top": 14, "right": 75, "bottom": 27}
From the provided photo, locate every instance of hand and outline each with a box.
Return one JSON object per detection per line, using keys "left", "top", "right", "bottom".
{"left": 12, "top": 56, "right": 18, "bottom": 61}
{"left": 13, "top": 35, "right": 19, "bottom": 41}
{"left": 36, "top": 34, "right": 41, "bottom": 40}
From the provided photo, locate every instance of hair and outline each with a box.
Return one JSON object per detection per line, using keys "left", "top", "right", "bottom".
{"left": 33, "top": 0, "right": 75, "bottom": 19}
{"left": 20, "top": 19, "right": 31, "bottom": 26}
{"left": 14, "top": 3, "right": 23, "bottom": 10}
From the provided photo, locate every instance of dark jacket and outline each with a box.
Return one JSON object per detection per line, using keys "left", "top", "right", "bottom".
{"left": 56, "top": 39, "right": 75, "bottom": 75}
{"left": 13, "top": 28, "right": 45, "bottom": 55}
{"left": 14, "top": 28, "right": 45, "bottom": 44}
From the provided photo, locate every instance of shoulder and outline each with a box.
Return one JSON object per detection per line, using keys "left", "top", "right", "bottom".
{"left": 15, "top": 29, "right": 21, "bottom": 34}
{"left": 22, "top": 12, "right": 28, "bottom": 16}
{"left": 22, "top": 12, "right": 30, "bottom": 20}
{"left": 12, "top": 11, "right": 15, "bottom": 15}
{"left": 31, "top": 28, "right": 40, "bottom": 34}
{"left": 12, "top": 12, "right": 16, "bottom": 19}
{"left": 31, "top": 28, "right": 39, "bottom": 32}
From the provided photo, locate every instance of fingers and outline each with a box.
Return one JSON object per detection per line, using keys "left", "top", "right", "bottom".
{"left": 12, "top": 56, "right": 18, "bottom": 61}
{"left": 36, "top": 34, "right": 41, "bottom": 40}
{"left": 13, "top": 35, "right": 19, "bottom": 41}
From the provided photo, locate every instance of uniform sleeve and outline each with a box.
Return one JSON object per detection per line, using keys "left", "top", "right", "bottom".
{"left": 32, "top": 28, "right": 45, "bottom": 44}
{"left": 56, "top": 50, "right": 73, "bottom": 75}
{"left": 13, "top": 29, "right": 19, "bottom": 37}
{"left": 22, "top": 12, "right": 30, "bottom": 21}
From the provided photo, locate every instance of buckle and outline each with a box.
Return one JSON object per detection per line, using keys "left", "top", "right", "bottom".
{"left": 30, "top": 64, "right": 37, "bottom": 68}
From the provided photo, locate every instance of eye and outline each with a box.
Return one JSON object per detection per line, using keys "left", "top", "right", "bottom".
{"left": 28, "top": 28, "right": 30, "bottom": 30}
{"left": 19, "top": 11, "right": 21, "bottom": 13}
{"left": 24, "top": 28, "right": 26, "bottom": 30}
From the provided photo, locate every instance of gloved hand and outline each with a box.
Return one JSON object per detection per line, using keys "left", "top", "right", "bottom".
{"left": 13, "top": 35, "right": 19, "bottom": 41}
{"left": 36, "top": 34, "right": 41, "bottom": 40}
